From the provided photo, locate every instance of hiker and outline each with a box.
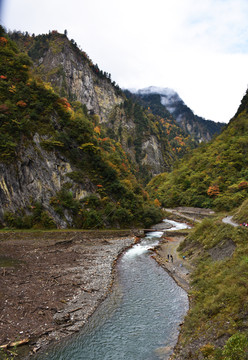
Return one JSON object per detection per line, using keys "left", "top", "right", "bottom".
{"left": 167, "top": 254, "right": 170, "bottom": 260}
{"left": 170, "top": 254, "right": 173, "bottom": 263}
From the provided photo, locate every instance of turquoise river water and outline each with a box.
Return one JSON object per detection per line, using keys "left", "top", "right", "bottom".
{"left": 35, "top": 219, "right": 189, "bottom": 360}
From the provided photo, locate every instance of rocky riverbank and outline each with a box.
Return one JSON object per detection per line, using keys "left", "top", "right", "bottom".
{"left": 0, "top": 230, "right": 141, "bottom": 358}
{"left": 153, "top": 233, "right": 193, "bottom": 293}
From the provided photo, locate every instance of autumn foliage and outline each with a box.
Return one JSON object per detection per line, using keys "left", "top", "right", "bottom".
{"left": 0, "top": 37, "right": 7, "bottom": 46}
{"left": 94, "top": 126, "right": 101, "bottom": 134}
{"left": 57, "top": 97, "right": 71, "bottom": 110}
{"left": 207, "top": 185, "right": 220, "bottom": 197}
{"left": 16, "top": 100, "right": 27, "bottom": 107}
{"left": 238, "top": 181, "right": 248, "bottom": 190}
{"left": 154, "top": 198, "right": 161, "bottom": 207}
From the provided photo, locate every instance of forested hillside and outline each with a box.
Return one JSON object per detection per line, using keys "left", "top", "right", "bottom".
{"left": 2, "top": 25, "right": 248, "bottom": 360}
{"left": 9, "top": 30, "right": 223, "bottom": 182}
{"left": 9, "top": 30, "right": 180, "bottom": 180}
{"left": 124, "top": 90, "right": 198, "bottom": 159}
{"left": 1, "top": 27, "right": 242, "bottom": 229}
{"left": 148, "top": 89, "right": 248, "bottom": 212}
{"left": 173, "top": 217, "right": 248, "bottom": 359}
{"left": 145, "top": 79, "right": 248, "bottom": 359}
{"left": 0, "top": 27, "right": 163, "bottom": 229}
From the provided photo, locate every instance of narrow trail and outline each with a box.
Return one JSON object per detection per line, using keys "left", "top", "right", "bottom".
{"left": 222, "top": 215, "right": 239, "bottom": 227}
{"left": 164, "top": 208, "right": 201, "bottom": 223}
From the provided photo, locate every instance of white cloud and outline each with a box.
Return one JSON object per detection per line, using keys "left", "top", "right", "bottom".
{"left": 2, "top": 0, "right": 248, "bottom": 122}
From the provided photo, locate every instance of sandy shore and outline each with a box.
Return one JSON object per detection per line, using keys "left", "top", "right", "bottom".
{"left": 0, "top": 230, "right": 140, "bottom": 358}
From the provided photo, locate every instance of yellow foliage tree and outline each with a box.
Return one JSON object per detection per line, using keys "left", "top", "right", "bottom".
{"left": 94, "top": 126, "right": 101, "bottom": 134}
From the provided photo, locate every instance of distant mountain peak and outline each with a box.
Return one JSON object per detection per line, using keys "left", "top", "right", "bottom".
{"left": 132, "top": 86, "right": 178, "bottom": 98}
{"left": 129, "top": 86, "right": 225, "bottom": 143}
{"left": 130, "top": 86, "right": 183, "bottom": 113}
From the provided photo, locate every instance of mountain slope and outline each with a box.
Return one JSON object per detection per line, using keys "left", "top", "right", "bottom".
{"left": 0, "top": 28, "right": 163, "bottom": 229}
{"left": 10, "top": 31, "right": 199, "bottom": 181}
{"left": 147, "top": 89, "right": 248, "bottom": 211}
{"left": 10, "top": 30, "right": 123, "bottom": 123}
{"left": 131, "top": 86, "right": 225, "bottom": 142}
{"left": 173, "top": 217, "right": 248, "bottom": 359}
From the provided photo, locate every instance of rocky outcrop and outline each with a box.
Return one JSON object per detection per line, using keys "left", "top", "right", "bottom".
{"left": 0, "top": 134, "right": 93, "bottom": 227}
{"left": 141, "top": 135, "right": 166, "bottom": 175}
{"left": 34, "top": 37, "right": 123, "bottom": 123}
{"left": 23, "top": 34, "right": 170, "bottom": 177}
{"left": 11, "top": 32, "right": 181, "bottom": 183}
{"left": 1, "top": 30, "right": 167, "bottom": 229}
{"left": 106, "top": 105, "right": 170, "bottom": 176}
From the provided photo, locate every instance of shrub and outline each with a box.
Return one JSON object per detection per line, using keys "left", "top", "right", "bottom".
{"left": 111, "top": 207, "right": 133, "bottom": 226}
{"left": 82, "top": 210, "right": 101, "bottom": 229}
{"left": 222, "top": 333, "right": 248, "bottom": 360}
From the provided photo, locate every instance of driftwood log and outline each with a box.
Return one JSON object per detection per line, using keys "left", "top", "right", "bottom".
{"left": 0, "top": 338, "right": 29, "bottom": 349}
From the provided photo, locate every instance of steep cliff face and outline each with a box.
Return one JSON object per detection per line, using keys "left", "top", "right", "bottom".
{"left": 0, "top": 134, "right": 93, "bottom": 228}
{"left": 131, "top": 86, "right": 225, "bottom": 142}
{"left": 105, "top": 103, "right": 172, "bottom": 177}
{"left": 0, "top": 29, "right": 165, "bottom": 229}
{"left": 16, "top": 32, "right": 175, "bottom": 179}
{"left": 141, "top": 135, "right": 166, "bottom": 174}
{"left": 29, "top": 34, "right": 123, "bottom": 123}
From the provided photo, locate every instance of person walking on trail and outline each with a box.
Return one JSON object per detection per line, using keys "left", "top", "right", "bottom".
{"left": 167, "top": 254, "right": 170, "bottom": 261}
{"left": 170, "top": 255, "right": 173, "bottom": 263}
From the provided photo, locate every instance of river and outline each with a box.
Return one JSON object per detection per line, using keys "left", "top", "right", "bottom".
{"left": 35, "top": 219, "right": 189, "bottom": 360}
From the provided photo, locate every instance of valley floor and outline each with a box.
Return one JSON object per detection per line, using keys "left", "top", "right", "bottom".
{"left": 0, "top": 230, "right": 138, "bottom": 358}
{"left": 0, "top": 207, "right": 215, "bottom": 359}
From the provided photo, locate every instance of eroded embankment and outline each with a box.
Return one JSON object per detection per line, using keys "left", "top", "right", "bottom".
{"left": 0, "top": 230, "right": 141, "bottom": 358}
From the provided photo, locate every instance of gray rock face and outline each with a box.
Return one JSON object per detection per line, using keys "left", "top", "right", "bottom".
{"left": 37, "top": 42, "right": 123, "bottom": 123}
{"left": 141, "top": 136, "right": 166, "bottom": 175}
{"left": 0, "top": 33, "right": 172, "bottom": 226}
{"left": 0, "top": 134, "right": 93, "bottom": 227}
{"left": 33, "top": 38, "right": 169, "bottom": 176}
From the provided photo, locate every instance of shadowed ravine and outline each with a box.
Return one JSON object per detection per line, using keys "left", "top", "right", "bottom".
{"left": 35, "top": 220, "right": 189, "bottom": 360}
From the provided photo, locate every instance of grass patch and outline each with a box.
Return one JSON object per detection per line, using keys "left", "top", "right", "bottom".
{"left": 177, "top": 218, "right": 248, "bottom": 358}
{"left": 0, "top": 256, "right": 22, "bottom": 268}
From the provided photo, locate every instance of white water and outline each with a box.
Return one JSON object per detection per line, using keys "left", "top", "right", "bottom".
{"left": 125, "top": 219, "right": 190, "bottom": 259}
{"left": 163, "top": 219, "right": 191, "bottom": 231}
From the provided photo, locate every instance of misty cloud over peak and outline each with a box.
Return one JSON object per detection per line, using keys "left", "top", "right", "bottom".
{"left": 130, "top": 86, "right": 184, "bottom": 114}
{"left": 132, "top": 86, "right": 178, "bottom": 98}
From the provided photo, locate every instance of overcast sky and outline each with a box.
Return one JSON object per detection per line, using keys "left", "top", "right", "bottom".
{"left": 2, "top": 0, "right": 248, "bottom": 123}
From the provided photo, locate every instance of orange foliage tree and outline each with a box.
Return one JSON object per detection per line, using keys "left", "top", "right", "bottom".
{"left": 16, "top": 100, "right": 27, "bottom": 107}
{"left": 0, "top": 37, "right": 7, "bottom": 46}
{"left": 207, "top": 185, "right": 220, "bottom": 197}
{"left": 238, "top": 181, "right": 248, "bottom": 190}
{"left": 154, "top": 198, "right": 161, "bottom": 207}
